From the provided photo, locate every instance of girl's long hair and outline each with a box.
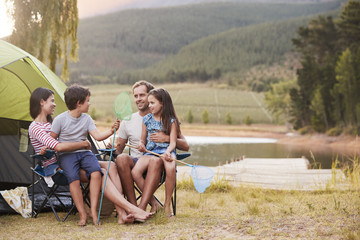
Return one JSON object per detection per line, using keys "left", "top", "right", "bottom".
{"left": 148, "top": 88, "right": 180, "bottom": 136}
{"left": 30, "top": 87, "right": 54, "bottom": 123}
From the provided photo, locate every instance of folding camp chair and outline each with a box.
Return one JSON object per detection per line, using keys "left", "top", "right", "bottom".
{"left": 30, "top": 150, "right": 90, "bottom": 222}
{"left": 134, "top": 152, "right": 191, "bottom": 216}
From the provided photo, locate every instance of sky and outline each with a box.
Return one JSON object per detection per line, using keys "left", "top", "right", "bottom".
{"left": 0, "top": 0, "right": 131, "bottom": 38}
{"left": 77, "top": 0, "right": 132, "bottom": 18}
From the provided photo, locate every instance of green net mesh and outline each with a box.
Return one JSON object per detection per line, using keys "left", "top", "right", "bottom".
{"left": 113, "top": 92, "right": 133, "bottom": 120}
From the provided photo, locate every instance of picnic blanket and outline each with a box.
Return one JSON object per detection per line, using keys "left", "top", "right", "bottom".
{"left": 0, "top": 187, "right": 32, "bottom": 218}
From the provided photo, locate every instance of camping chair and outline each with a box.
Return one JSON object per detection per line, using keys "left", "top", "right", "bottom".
{"left": 30, "top": 150, "right": 90, "bottom": 222}
{"left": 134, "top": 152, "right": 191, "bottom": 216}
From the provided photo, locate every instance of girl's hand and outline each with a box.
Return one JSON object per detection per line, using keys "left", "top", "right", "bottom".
{"left": 137, "top": 141, "right": 146, "bottom": 152}
{"left": 164, "top": 151, "right": 172, "bottom": 162}
{"left": 111, "top": 120, "right": 120, "bottom": 133}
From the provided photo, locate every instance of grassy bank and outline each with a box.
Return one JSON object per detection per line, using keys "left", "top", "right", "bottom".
{"left": 1, "top": 163, "right": 359, "bottom": 239}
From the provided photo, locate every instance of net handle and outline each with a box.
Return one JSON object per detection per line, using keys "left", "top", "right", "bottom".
{"left": 125, "top": 144, "right": 190, "bottom": 166}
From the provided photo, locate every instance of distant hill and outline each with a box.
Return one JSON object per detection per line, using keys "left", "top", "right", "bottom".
{"left": 69, "top": 1, "right": 342, "bottom": 84}
{"left": 132, "top": 17, "right": 309, "bottom": 81}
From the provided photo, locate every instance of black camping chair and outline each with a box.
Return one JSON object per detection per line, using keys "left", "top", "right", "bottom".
{"left": 134, "top": 152, "right": 191, "bottom": 216}
{"left": 30, "top": 150, "right": 90, "bottom": 222}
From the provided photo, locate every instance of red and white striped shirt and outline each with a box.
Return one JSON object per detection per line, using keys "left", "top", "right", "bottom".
{"left": 29, "top": 121, "right": 59, "bottom": 167}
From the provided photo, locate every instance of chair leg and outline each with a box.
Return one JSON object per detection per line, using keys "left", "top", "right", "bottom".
{"left": 34, "top": 179, "right": 61, "bottom": 222}
{"left": 173, "top": 180, "right": 177, "bottom": 216}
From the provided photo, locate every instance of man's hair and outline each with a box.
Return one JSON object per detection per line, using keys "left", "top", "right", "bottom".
{"left": 132, "top": 80, "right": 154, "bottom": 93}
{"left": 30, "top": 87, "right": 55, "bottom": 122}
{"left": 64, "top": 84, "right": 91, "bottom": 110}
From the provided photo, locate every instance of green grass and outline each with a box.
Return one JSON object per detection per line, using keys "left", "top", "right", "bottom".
{"left": 86, "top": 83, "right": 274, "bottom": 124}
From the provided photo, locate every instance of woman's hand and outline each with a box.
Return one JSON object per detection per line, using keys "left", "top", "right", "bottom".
{"left": 39, "top": 146, "right": 48, "bottom": 155}
{"left": 83, "top": 140, "right": 91, "bottom": 150}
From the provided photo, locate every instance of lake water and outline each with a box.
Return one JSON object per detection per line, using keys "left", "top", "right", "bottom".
{"left": 183, "top": 136, "right": 351, "bottom": 169}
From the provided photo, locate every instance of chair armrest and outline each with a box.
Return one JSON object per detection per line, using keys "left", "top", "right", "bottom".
{"left": 30, "top": 150, "right": 55, "bottom": 166}
{"left": 176, "top": 152, "right": 191, "bottom": 160}
{"left": 97, "top": 148, "right": 118, "bottom": 159}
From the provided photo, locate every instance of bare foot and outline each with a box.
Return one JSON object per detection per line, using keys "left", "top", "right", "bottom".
{"left": 89, "top": 212, "right": 102, "bottom": 226}
{"left": 164, "top": 204, "right": 172, "bottom": 217}
{"left": 118, "top": 213, "right": 135, "bottom": 224}
{"left": 150, "top": 201, "right": 163, "bottom": 213}
{"left": 129, "top": 206, "right": 154, "bottom": 222}
{"left": 78, "top": 213, "right": 87, "bottom": 227}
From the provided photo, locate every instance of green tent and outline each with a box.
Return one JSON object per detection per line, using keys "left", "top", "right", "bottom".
{"left": 0, "top": 39, "right": 67, "bottom": 121}
{"left": 0, "top": 39, "right": 68, "bottom": 192}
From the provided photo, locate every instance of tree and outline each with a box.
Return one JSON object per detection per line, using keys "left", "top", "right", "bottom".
{"left": 337, "top": 0, "right": 360, "bottom": 50}
{"left": 334, "top": 48, "right": 360, "bottom": 125}
{"left": 6, "top": 0, "right": 79, "bottom": 81}
{"left": 265, "top": 79, "right": 296, "bottom": 124}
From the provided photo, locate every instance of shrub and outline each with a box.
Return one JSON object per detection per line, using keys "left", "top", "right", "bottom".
{"left": 326, "top": 127, "right": 343, "bottom": 136}
{"left": 225, "top": 112, "right": 232, "bottom": 125}
{"left": 89, "top": 107, "right": 98, "bottom": 120}
{"left": 187, "top": 109, "right": 194, "bottom": 123}
{"left": 244, "top": 115, "right": 253, "bottom": 126}
{"left": 343, "top": 126, "right": 359, "bottom": 136}
{"left": 202, "top": 109, "right": 209, "bottom": 124}
{"left": 298, "top": 126, "right": 314, "bottom": 135}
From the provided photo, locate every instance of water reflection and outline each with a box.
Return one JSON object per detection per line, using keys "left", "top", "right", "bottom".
{"left": 183, "top": 136, "right": 351, "bottom": 169}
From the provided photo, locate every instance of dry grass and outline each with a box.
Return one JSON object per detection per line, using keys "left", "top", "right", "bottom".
{"left": 1, "top": 182, "right": 359, "bottom": 239}
{"left": 1, "top": 157, "right": 359, "bottom": 239}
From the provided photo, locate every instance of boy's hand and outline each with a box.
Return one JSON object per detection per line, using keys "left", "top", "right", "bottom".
{"left": 111, "top": 120, "right": 120, "bottom": 133}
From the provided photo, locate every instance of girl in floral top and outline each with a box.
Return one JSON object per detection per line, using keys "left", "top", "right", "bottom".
{"left": 134, "top": 88, "right": 181, "bottom": 217}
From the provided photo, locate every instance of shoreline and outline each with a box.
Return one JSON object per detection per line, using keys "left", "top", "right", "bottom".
{"left": 97, "top": 122, "right": 360, "bottom": 155}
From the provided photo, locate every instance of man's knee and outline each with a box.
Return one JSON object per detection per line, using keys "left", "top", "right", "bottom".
{"left": 116, "top": 154, "right": 132, "bottom": 170}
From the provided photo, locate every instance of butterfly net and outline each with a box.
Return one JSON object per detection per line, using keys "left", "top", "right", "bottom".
{"left": 113, "top": 92, "right": 133, "bottom": 120}
{"left": 190, "top": 165, "right": 214, "bottom": 193}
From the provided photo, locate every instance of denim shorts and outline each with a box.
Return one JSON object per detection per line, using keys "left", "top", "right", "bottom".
{"left": 59, "top": 151, "right": 102, "bottom": 184}
{"left": 42, "top": 162, "right": 59, "bottom": 177}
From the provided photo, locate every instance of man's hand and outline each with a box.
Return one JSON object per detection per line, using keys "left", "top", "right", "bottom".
{"left": 149, "top": 130, "right": 169, "bottom": 143}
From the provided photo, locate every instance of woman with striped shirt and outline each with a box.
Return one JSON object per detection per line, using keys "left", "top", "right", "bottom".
{"left": 29, "top": 87, "right": 149, "bottom": 225}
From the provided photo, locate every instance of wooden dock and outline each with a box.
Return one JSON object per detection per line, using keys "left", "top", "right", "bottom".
{"left": 177, "top": 157, "right": 345, "bottom": 190}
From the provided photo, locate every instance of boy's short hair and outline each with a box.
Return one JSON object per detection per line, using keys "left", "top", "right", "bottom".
{"left": 64, "top": 84, "right": 91, "bottom": 110}
{"left": 132, "top": 80, "right": 154, "bottom": 93}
